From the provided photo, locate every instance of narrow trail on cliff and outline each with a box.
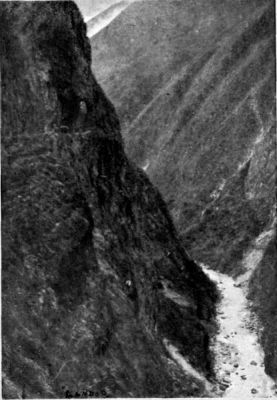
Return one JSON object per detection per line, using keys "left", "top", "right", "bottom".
{"left": 200, "top": 224, "right": 276, "bottom": 397}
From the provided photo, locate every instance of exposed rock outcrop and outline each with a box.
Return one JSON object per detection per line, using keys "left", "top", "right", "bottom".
{"left": 1, "top": 2, "right": 217, "bottom": 398}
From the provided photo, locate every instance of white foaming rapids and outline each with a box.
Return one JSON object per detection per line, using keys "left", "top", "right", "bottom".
{"left": 201, "top": 250, "right": 276, "bottom": 397}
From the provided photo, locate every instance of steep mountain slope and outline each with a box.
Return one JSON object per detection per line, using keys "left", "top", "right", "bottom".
{"left": 89, "top": 0, "right": 276, "bottom": 381}
{"left": 248, "top": 231, "right": 277, "bottom": 380}
{"left": 86, "top": 1, "right": 130, "bottom": 38}
{"left": 90, "top": 0, "right": 267, "bottom": 132}
{"left": 1, "top": 2, "right": 217, "bottom": 398}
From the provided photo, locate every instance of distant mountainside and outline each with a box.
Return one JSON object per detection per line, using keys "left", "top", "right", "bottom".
{"left": 75, "top": 0, "right": 135, "bottom": 21}
{"left": 90, "top": 0, "right": 267, "bottom": 131}
{"left": 86, "top": 1, "right": 130, "bottom": 37}
{"left": 2, "top": 1, "right": 217, "bottom": 398}
{"left": 90, "top": 0, "right": 276, "bottom": 380}
{"left": 91, "top": 0, "right": 275, "bottom": 270}
{"left": 126, "top": 2, "right": 275, "bottom": 273}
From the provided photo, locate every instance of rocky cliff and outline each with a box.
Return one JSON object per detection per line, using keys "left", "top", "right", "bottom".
{"left": 90, "top": 0, "right": 276, "bottom": 381}
{"left": 1, "top": 2, "right": 217, "bottom": 398}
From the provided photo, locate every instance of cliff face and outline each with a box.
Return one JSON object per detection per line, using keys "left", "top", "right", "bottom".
{"left": 89, "top": 0, "right": 276, "bottom": 380}
{"left": 1, "top": 2, "right": 217, "bottom": 398}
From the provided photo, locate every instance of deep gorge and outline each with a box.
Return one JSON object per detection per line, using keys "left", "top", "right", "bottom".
{"left": 2, "top": 0, "right": 276, "bottom": 398}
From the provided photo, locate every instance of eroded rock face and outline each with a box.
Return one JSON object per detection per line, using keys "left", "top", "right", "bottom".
{"left": 1, "top": 2, "right": 217, "bottom": 398}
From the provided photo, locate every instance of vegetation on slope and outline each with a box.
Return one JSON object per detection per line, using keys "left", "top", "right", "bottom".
{"left": 2, "top": 2, "right": 217, "bottom": 398}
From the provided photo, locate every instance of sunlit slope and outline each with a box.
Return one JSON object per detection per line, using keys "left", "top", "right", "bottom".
{"left": 90, "top": 0, "right": 267, "bottom": 131}
{"left": 86, "top": 1, "right": 130, "bottom": 37}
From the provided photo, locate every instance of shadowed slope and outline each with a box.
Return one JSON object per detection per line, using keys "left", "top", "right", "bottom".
{"left": 2, "top": 2, "right": 217, "bottom": 398}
